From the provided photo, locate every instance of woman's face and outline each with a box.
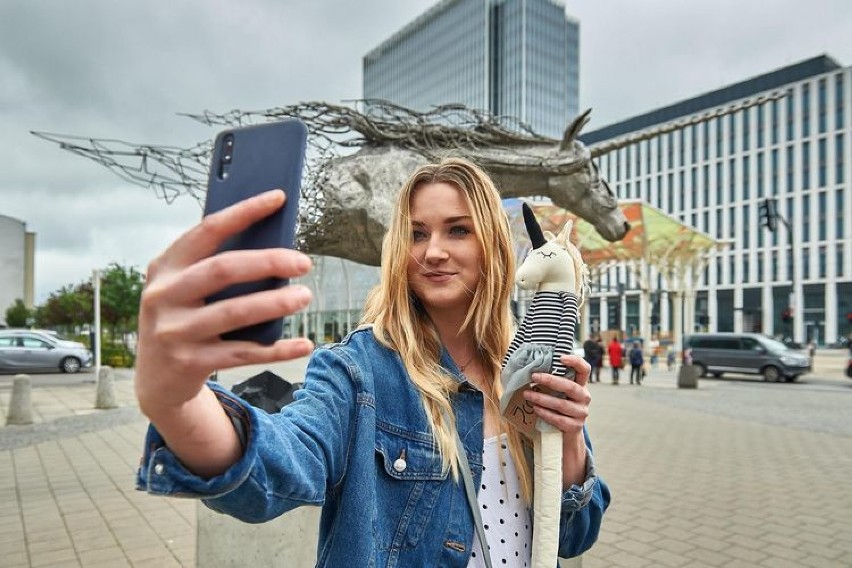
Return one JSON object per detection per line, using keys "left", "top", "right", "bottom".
{"left": 406, "top": 182, "right": 483, "bottom": 316}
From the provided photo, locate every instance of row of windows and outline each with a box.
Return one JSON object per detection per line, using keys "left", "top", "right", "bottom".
{"left": 597, "top": 74, "right": 849, "bottom": 179}
{"left": 606, "top": 133, "right": 847, "bottom": 212}
{"left": 591, "top": 244, "right": 848, "bottom": 294}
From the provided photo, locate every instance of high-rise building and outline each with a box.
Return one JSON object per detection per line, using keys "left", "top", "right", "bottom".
{"left": 580, "top": 55, "right": 852, "bottom": 346}
{"left": 363, "top": 0, "right": 580, "bottom": 139}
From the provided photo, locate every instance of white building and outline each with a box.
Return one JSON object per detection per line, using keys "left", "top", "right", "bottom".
{"left": 581, "top": 55, "right": 852, "bottom": 346}
{"left": 0, "top": 214, "right": 36, "bottom": 326}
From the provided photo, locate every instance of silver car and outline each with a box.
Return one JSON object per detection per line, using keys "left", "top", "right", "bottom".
{"left": 0, "top": 330, "right": 93, "bottom": 374}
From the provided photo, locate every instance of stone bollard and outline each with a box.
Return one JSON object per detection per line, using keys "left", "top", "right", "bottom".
{"left": 6, "top": 374, "right": 34, "bottom": 425}
{"left": 677, "top": 364, "right": 699, "bottom": 389}
{"left": 95, "top": 366, "right": 119, "bottom": 409}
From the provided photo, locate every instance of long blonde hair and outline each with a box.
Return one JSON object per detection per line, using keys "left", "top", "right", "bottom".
{"left": 360, "top": 157, "right": 532, "bottom": 500}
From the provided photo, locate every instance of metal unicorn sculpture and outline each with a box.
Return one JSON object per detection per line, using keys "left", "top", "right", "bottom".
{"left": 500, "top": 202, "right": 589, "bottom": 568}
{"left": 31, "top": 92, "right": 785, "bottom": 264}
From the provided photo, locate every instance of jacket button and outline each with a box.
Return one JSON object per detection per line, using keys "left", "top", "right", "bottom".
{"left": 154, "top": 463, "right": 165, "bottom": 475}
{"left": 393, "top": 458, "right": 407, "bottom": 473}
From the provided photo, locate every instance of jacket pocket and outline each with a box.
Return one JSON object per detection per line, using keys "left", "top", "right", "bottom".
{"left": 374, "top": 423, "right": 448, "bottom": 552}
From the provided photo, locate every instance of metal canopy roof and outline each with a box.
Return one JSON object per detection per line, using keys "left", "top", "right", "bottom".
{"left": 503, "top": 198, "right": 725, "bottom": 271}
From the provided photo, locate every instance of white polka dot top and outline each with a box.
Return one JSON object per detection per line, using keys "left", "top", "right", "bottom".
{"left": 468, "top": 434, "right": 532, "bottom": 568}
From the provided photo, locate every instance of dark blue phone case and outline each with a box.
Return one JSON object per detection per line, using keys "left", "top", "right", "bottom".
{"left": 203, "top": 119, "right": 308, "bottom": 344}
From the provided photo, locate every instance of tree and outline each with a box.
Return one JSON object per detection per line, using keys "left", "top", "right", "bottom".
{"left": 34, "top": 283, "right": 93, "bottom": 331}
{"left": 4, "top": 298, "right": 32, "bottom": 328}
{"left": 99, "top": 263, "right": 145, "bottom": 344}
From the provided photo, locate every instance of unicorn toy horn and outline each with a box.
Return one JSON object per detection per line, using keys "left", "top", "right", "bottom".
{"left": 500, "top": 201, "right": 588, "bottom": 568}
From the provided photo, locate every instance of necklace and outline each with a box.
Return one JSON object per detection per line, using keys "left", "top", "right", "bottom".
{"left": 458, "top": 352, "right": 478, "bottom": 373}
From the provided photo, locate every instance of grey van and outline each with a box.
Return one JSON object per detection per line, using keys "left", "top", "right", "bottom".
{"left": 683, "top": 332, "right": 810, "bottom": 382}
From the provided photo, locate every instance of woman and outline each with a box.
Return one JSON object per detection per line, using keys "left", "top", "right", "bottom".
{"left": 134, "top": 157, "right": 609, "bottom": 567}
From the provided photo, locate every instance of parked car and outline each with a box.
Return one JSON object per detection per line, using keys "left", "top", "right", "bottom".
{"left": 0, "top": 330, "right": 93, "bottom": 374}
{"left": 683, "top": 332, "right": 809, "bottom": 382}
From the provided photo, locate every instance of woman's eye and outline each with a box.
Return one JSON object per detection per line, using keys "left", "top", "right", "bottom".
{"left": 449, "top": 226, "right": 471, "bottom": 236}
{"left": 412, "top": 229, "right": 427, "bottom": 241}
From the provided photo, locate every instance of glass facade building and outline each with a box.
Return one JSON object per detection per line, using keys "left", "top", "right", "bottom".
{"left": 363, "top": 0, "right": 580, "bottom": 139}
{"left": 581, "top": 55, "right": 852, "bottom": 346}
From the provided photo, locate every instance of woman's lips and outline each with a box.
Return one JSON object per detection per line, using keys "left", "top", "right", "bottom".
{"left": 423, "top": 272, "right": 455, "bottom": 283}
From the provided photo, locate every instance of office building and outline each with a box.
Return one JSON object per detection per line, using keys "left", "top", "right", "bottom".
{"left": 0, "top": 214, "right": 36, "bottom": 326}
{"left": 581, "top": 55, "right": 851, "bottom": 346}
{"left": 363, "top": 0, "right": 580, "bottom": 139}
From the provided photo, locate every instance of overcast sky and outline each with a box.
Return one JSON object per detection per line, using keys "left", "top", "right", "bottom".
{"left": 2, "top": 0, "right": 852, "bottom": 303}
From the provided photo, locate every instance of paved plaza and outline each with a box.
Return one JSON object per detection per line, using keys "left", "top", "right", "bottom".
{"left": 1, "top": 351, "right": 850, "bottom": 567}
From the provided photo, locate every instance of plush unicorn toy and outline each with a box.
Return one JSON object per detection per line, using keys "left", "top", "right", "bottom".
{"left": 500, "top": 202, "right": 588, "bottom": 568}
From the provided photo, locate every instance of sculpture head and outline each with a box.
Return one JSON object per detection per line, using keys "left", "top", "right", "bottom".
{"left": 516, "top": 202, "right": 588, "bottom": 304}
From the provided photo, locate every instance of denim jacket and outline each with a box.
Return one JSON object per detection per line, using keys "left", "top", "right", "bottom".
{"left": 136, "top": 327, "right": 610, "bottom": 567}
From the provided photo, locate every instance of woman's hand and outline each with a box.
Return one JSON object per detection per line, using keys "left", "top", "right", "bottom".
{"left": 135, "top": 189, "right": 315, "bottom": 420}
{"left": 522, "top": 354, "right": 592, "bottom": 487}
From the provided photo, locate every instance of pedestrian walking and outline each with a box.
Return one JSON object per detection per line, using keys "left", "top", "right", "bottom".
{"left": 608, "top": 337, "right": 623, "bottom": 385}
{"left": 666, "top": 348, "right": 676, "bottom": 372}
{"left": 583, "top": 336, "right": 603, "bottom": 383}
{"left": 629, "top": 342, "right": 644, "bottom": 385}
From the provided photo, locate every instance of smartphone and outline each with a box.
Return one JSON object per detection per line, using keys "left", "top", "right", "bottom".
{"left": 203, "top": 118, "right": 308, "bottom": 344}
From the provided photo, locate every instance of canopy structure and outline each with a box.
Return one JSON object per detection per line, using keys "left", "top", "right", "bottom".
{"left": 503, "top": 198, "right": 729, "bottom": 351}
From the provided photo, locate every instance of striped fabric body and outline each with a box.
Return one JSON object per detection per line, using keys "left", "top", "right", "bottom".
{"left": 504, "top": 290, "right": 580, "bottom": 377}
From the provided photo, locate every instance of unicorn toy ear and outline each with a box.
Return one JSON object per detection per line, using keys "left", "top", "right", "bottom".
{"left": 556, "top": 220, "right": 574, "bottom": 247}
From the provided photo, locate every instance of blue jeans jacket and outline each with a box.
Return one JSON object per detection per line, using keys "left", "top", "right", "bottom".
{"left": 136, "top": 327, "right": 610, "bottom": 567}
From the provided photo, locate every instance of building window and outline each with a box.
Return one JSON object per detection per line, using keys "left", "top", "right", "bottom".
{"left": 786, "top": 145, "right": 795, "bottom": 193}
{"left": 678, "top": 170, "right": 684, "bottom": 212}
{"left": 702, "top": 165, "right": 709, "bottom": 208}
{"left": 716, "top": 257, "right": 723, "bottom": 285}
{"left": 691, "top": 167, "right": 698, "bottom": 210}
{"left": 716, "top": 116, "right": 723, "bottom": 157}
{"left": 757, "top": 251, "right": 764, "bottom": 283}
{"left": 743, "top": 155, "right": 750, "bottom": 200}
{"left": 818, "top": 191, "right": 827, "bottom": 241}
{"left": 819, "top": 245, "right": 827, "bottom": 278}
{"left": 837, "top": 246, "right": 845, "bottom": 277}
{"left": 742, "top": 204, "right": 750, "bottom": 248}
{"left": 837, "top": 133, "right": 845, "bottom": 184}
{"left": 771, "top": 148, "right": 779, "bottom": 196}
{"left": 691, "top": 125, "right": 697, "bottom": 164}
{"left": 728, "top": 113, "right": 736, "bottom": 154}
{"left": 771, "top": 251, "right": 779, "bottom": 281}
{"left": 743, "top": 254, "right": 750, "bottom": 283}
{"left": 730, "top": 256, "right": 737, "bottom": 285}
{"left": 756, "top": 151, "right": 765, "bottom": 198}
{"left": 838, "top": 189, "right": 846, "bottom": 239}
{"left": 835, "top": 73, "right": 845, "bottom": 131}
{"left": 703, "top": 210, "right": 709, "bottom": 233}
{"left": 742, "top": 108, "right": 750, "bottom": 150}
{"left": 802, "top": 83, "right": 811, "bottom": 138}
{"left": 771, "top": 99, "right": 779, "bottom": 145}
{"left": 802, "top": 249, "right": 810, "bottom": 281}
{"left": 818, "top": 78, "right": 827, "bottom": 134}
{"left": 786, "top": 92, "right": 795, "bottom": 141}
{"left": 716, "top": 208, "right": 723, "bottom": 239}
{"left": 729, "top": 158, "right": 736, "bottom": 202}
{"left": 817, "top": 137, "right": 827, "bottom": 188}
{"left": 802, "top": 140, "right": 811, "bottom": 190}
{"left": 757, "top": 105, "right": 765, "bottom": 149}
{"left": 729, "top": 207, "right": 736, "bottom": 239}
{"left": 702, "top": 122, "right": 710, "bottom": 162}
{"left": 656, "top": 137, "right": 663, "bottom": 171}
{"left": 717, "top": 161, "right": 725, "bottom": 202}
{"left": 667, "top": 133, "right": 674, "bottom": 169}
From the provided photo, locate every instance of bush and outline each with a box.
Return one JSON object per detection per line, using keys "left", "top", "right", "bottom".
{"left": 101, "top": 343, "right": 136, "bottom": 368}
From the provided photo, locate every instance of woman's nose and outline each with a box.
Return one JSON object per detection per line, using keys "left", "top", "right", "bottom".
{"left": 424, "top": 237, "right": 449, "bottom": 262}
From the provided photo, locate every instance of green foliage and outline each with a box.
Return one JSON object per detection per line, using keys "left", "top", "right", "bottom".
{"left": 101, "top": 342, "right": 136, "bottom": 368}
{"left": 34, "top": 283, "right": 92, "bottom": 329}
{"left": 4, "top": 298, "right": 32, "bottom": 327}
{"left": 100, "top": 263, "right": 144, "bottom": 340}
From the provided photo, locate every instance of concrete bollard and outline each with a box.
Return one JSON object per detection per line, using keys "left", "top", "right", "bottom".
{"left": 95, "top": 366, "right": 119, "bottom": 409}
{"left": 6, "top": 374, "right": 34, "bottom": 425}
{"left": 677, "top": 364, "right": 699, "bottom": 389}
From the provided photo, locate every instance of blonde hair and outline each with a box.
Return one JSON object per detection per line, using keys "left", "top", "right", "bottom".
{"left": 360, "top": 157, "right": 532, "bottom": 501}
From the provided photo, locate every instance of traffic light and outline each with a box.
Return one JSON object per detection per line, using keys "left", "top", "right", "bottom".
{"left": 759, "top": 197, "right": 778, "bottom": 232}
